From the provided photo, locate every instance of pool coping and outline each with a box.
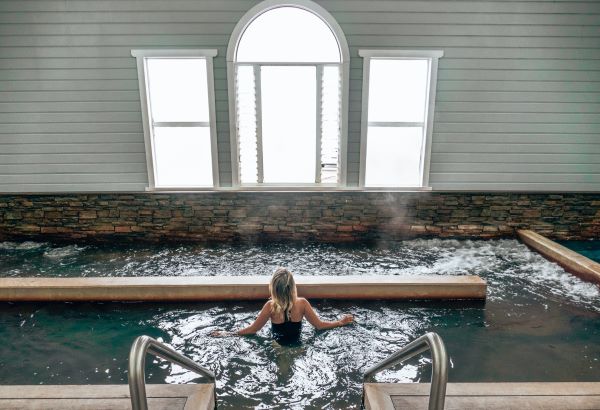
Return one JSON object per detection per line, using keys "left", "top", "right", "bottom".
{"left": 0, "top": 384, "right": 215, "bottom": 410}
{"left": 518, "top": 230, "right": 600, "bottom": 285}
{"left": 363, "top": 382, "right": 600, "bottom": 410}
{"left": 0, "top": 275, "right": 487, "bottom": 302}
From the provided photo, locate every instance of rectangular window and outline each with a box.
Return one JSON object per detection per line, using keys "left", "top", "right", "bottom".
{"left": 261, "top": 66, "right": 316, "bottom": 183}
{"left": 359, "top": 50, "right": 443, "bottom": 188}
{"left": 234, "top": 63, "right": 342, "bottom": 186}
{"left": 132, "top": 50, "right": 219, "bottom": 189}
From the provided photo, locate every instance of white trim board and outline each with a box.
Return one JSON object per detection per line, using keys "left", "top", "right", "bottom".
{"left": 131, "top": 49, "right": 220, "bottom": 190}
{"left": 226, "top": 0, "right": 350, "bottom": 188}
{"left": 359, "top": 49, "right": 444, "bottom": 189}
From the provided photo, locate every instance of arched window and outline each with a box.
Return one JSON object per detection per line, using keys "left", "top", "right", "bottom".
{"left": 228, "top": 0, "right": 349, "bottom": 186}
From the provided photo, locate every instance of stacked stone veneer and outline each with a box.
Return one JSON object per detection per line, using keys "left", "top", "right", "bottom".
{"left": 0, "top": 192, "right": 598, "bottom": 243}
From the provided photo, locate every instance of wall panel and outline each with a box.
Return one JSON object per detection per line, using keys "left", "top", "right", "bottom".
{"left": 0, "top": 0, "right": 598, "bottom": 191}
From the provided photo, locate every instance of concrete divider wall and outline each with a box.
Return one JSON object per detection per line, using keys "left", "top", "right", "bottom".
{"left": 0, "top": 192, "right": 598, "bottom": 243}
{"left": 0, "top": 276, "right": 487, "bottom": 301}
{"left": 518, "top": 230, "right": 600, "bottom": 285}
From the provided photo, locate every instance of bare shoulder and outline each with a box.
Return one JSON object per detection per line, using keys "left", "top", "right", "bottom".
{"left": 263, "top": 300, "right": 274, "bottom": 311}
{"left": 296, "top": 298, "right": 310, "bottom": 309}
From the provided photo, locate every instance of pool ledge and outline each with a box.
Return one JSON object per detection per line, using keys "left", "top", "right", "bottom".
{"left": 0, "top": 275, "right": 486, "bottom": 302}
{"left": 0, "top": 384, "right": 214, "bottom": 409}
{"left": 364, "top": 382, "right": 600, "bottom": 409}
{"left": 518, "top": 229, "right": 600, "bottom": 285}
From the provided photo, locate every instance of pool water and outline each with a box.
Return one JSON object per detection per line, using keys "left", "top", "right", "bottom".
{"left": 559, "top": 240, "right": 600, "bottom": 263}
{"left": 0, "top": 239, "right": 463, "bottom": 278}
{"left": 0, "top": 239, "right": 599, "bottom": 409}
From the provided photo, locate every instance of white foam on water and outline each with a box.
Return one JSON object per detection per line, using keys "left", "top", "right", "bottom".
{"left": 43, "top": 245, "right": 85, "bottom": 259}
{"left": 400, "top": 238, "right": 600, "bottom": 311}
{"left": 0, "top": 241, "right": 47, "bottom": 251}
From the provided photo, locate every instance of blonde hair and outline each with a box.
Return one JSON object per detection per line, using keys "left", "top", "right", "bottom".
{"left": 269, "top": 267, "right": 296, "bottom": 319}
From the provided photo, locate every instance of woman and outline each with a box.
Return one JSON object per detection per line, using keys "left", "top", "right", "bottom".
{"left": 211, "top": 267, "right": 353, "bottom": 344}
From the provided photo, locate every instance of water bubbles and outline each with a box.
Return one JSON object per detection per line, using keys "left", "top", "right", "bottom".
{"left": 0, "top": 241, "right": 46, "bottom": 251}
{"left": 43, "top": 245, "right": 85, "bottom": 259}
{"left": 1, "top": 238, "right": 599, "bottom": 407}
{"left": 1, "top": 238, "right": 598, "bottom": 314}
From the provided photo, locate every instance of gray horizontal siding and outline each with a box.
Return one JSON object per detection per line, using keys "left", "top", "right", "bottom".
{"left": 0, "top": 0, "right": 599, "bottom": 192}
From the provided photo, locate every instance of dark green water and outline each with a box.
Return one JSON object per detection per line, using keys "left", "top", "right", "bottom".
{"left": 559, "top": 240, "right": 600, "bottom": 263}
{"left": 0, "top": 239, "right": 599, "bottom": 409}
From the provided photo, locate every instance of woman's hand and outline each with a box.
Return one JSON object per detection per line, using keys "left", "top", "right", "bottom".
{"left": 210, "top": 330, "right": 235, "bottom": 337}
{"left": 338, "top": 314, "right": 354, "bottom": 326}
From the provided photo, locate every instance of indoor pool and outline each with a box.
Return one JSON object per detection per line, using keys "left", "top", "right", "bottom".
{"left": 559, "top": 240, "right": 600, "bottom": 263}
{"left": 1, "top": 239, "right": 599, "bottom": 409}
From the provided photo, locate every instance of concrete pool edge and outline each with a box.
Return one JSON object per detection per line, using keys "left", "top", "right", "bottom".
{"left": 0, "top": 275, "right": 487, "bottom": 302}
{"left": 518, "top": 230, "right": 600, "bottom": 285}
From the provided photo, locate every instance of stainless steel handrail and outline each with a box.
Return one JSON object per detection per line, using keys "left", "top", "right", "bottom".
{"left": 128, "top": 335, "right": 216, "bottom": 410}
{"left": 363, "top": 332, "right": 448, "bottom": 410}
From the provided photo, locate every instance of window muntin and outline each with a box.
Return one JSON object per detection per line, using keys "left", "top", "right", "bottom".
{"left": 230, "top": 3, "right": 346, "bottom": 186}
{"left": 132, "top": 50, "right": 218, "bottom": 189}
{"left": 360, "top": 50, "right": 442, "bottom": 188}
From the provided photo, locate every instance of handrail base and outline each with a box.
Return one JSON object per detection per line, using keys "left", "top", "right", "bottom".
{"left": 128, "top": 335, "right": 216, "bottom": 410}
{"left": 362, "top": 332, "right": 448, "bottom": 410}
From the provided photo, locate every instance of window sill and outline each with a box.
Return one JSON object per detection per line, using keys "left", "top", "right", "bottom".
{"left": 146, "top": 186, "right": 432, "bottom": 193}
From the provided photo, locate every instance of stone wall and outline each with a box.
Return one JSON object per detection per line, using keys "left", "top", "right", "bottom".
{"left": 0, "top": 192, "right": 598, "bottom": 243}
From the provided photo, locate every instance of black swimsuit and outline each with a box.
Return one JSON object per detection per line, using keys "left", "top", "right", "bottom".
{"left": 271, "top": 311, "right": 302, "bottom": 345}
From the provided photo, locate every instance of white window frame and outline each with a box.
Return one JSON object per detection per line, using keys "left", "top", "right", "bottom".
{"left": 358, "top": 49, "right": 443, "bottom": 190}
{"left": 227, "top": 0, "right": 350, "bottom": 189}
{"left": 131, "top": 49, "right": 220, "bottom": 190}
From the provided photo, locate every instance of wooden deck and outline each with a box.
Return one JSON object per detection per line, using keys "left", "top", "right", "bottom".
{"left": 0, "top": 384, "right": 214, "bottom": 410}
{"left": 364, "top": 382, "right": 600, "bottom": 410}
{"left": 0, "top": 275, "right": 486, "bottom": 302}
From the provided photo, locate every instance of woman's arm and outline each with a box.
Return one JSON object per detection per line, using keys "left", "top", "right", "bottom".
{"left": 211, "top": 301, "right": 272, "bottom": 337}
{"left": 301, "top": 298, "right": 353, "bottom": 330}
{"left": 237, "top": 301, "right": 272, "bottom": 335}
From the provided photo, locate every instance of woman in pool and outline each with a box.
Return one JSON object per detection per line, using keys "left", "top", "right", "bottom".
{"left": 211, "top": 267, "right": 353, "bottom": 344}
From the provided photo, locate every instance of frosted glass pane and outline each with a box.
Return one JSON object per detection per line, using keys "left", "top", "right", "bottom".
{"left": 368, "top": 59, "right": 429, "bottom": 123}
{"left": 261, "top": 66, "right": 316, "bottom": 183}
{"left": 146, "top": 58, "right": 209, "bottom": 122}
{"left": 153, "top": 127, "right": 213, "bottom": 187}
{"left": 236, "top": 66, "right": 258, "bottom": 184}
{"left": 321, "top": 65, "right": 341, "bottom": 183}
{"left": 365, "top": 127, "right": 423, "bottom": 187}
{"left": 236, "top": 7, "right": 340, "bottom": 63}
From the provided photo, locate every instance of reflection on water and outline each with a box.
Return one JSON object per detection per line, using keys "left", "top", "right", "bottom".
{"left": 0, "top": 301, "right": 466, "bottom": 408}
{"left": 0, "top": 296, "right": 598, "bottom": 409}
{"left": 0, "top": 239, "right": 599, "bottom": 408}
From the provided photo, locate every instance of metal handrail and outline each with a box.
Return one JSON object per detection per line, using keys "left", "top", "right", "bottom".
{"left": 363, "top": 332, "right": 448, "bottom": 410}
{"left": 128, "top": 335, "right": 216, "bottom": 410}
